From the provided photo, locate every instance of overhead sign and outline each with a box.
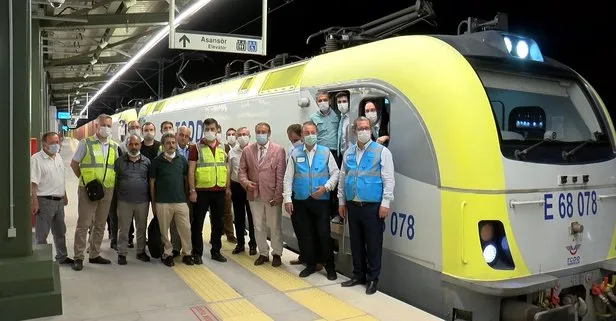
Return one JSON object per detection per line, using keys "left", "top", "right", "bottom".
{"left": 171, "top": 31, "right": 264, "bottom": 55}
{"left": 57, "top": 111, "right": 71, "bottom": 120}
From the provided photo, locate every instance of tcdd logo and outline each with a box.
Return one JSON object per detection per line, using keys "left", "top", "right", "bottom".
{"left": 566, "top": 243, "right": 581, "bottom": 266}
{"left": 236, "top": 40, "right": 246, "bottom": 51}
{"left": 247, "top": 40, "right": 257, "bottom": 52}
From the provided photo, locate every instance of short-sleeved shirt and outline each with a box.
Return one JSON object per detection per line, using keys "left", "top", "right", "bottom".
{"left": 310, "top": 110, "right": 340, "bottom": 151}
{"left": 31, "top": 150, "right": 65, "bottom": 197}
{"left": 149, "top": 154, "right": 188, "bottom": 203}
{"left": 114, "top": 154, "right": 150, "bottom": 203}
{"left": 141, "top": 140, "right": 161, "bottom": 161}
{"left": 228, "top": 145, "right": 244, "bottom": 182}
{"left": 188, "top": 139, "right": 226, "bottom": 192}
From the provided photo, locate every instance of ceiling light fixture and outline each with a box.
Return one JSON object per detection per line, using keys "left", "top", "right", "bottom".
{"left": 81, "top": 0, "right": 214, "bottom": 115}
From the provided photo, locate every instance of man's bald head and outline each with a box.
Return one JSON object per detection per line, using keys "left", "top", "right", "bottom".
{"left": 176, "top": 125, "right": 192, "bottom": 148}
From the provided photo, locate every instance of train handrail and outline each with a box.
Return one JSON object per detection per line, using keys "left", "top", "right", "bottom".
{"left": 509, "top": 199, "right": 546, "bottom": 208}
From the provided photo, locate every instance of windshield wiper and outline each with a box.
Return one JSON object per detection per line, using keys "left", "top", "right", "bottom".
{"left": 562, "top": 131, "right": 604, "bottom": 161}
{"left": 514, "top": 131, "right": 558, "bottom": 160}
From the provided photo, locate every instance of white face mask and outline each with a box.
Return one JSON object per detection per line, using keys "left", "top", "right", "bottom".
{"left": 129, "top": 129, "right": 141, "bottom": 137}
{"left": 365, "top": 111, "right": 378, "bottom": 123}
{"left": 338, "top": 103, "right": 349, "bottom": 114}
{"left": 204, "top": 131, "right": 216, "bottom": 142}
{"left": 47, "top": 144, "right": 60, "bottom": 154}
{"left": 164, "top": 129, "right": 175, "bottom": 135}
{"left": 237, "top": 136, "right": 250, "bottom": 147}
{"left": 143, "top": 131, "right": 155, "bottom": 140}
{"left": 165, "top": 151, "right": 176, "bottom": 158}
{"left": 318, "top": 102, "right": 330, "bottom": 113}
{"left": 98, "top": 126, "right": 112, "bottom": 138}
{"left": 216, "top": 133, "right": 222, "bottom": 142}
{"left": 227, "top": 135, "right": 236, "bottom": 145}
{"left": 357, "top": 130, "right": 371, "bottom": 144}
{"left": 128, "top": 150, "right": 140, "bottom": 157}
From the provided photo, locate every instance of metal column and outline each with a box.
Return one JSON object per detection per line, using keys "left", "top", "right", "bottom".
{"left": 0, "top": 0, "right": 63, "bottom": 319}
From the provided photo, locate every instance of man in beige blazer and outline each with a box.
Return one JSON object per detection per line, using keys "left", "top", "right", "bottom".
{"left": 238, "top": 122, "right": 286, "bottom": 267}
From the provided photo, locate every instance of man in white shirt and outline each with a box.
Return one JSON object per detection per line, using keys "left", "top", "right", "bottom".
{"left": 283, "top": 121, "right": 339, "bottom": 280}
{"left": 31, "top": 132, "right": 73, "bottom": 265}
{"left": 228, "top": 127, "right": 257, "bottom": 255}
{"left": 338, "top": 116, "right": 395, "bottom": 295}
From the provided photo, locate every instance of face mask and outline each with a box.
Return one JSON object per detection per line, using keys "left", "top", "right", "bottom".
{"left": 165, "top": 151, "right": 176, "bottom": 158}
{"left": 365, "top": 111, "right": 378, "bottom": 123}
{"left": 256, "top": 134, "right": 268, "bottom": 145}
{"left": 128, "top": 150, "right": 140, "bottom": 157}
{"left": 357, "top": 130, "right": 371, "bottom": 144}
{"left": 216, "top": 133, "right": 222, "bottom": 142}
{"left": 129, "top": 129, "right": 141, "bottom": 136}
{"left": 98, "top": 126, "right": 112, "bottom": 138}
{"left": 338, "top": 103, "right": 349, "bottom": 114}
{"left": 227, "top": 135, "right": 236, "bottom": 145}
{"left": 318, "top": 102, "right": 330, "bottom": 113}
{"left": 304, "top": 134, "right": 317, "bottom": 146}
{"left": 237, "top": 136, "right": 250, "bottom": 147}
{"left": 48, "top": 144, "right": 60, "bottom": 154}
{"left": 143, "top": 131, "right": 155, "bottom": 140}
{"left": 164, "top": 129, "right": 175, "bottom": 135}
{"left": 204, "top": 131, "right": 216, "bottom": 142}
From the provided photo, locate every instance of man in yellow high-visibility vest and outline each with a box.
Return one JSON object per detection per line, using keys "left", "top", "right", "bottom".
{"left": 188, "top": 118, "right": 229, "bottom": 264}
{"left": 70, "top": 114, "right": 119, "bottom": 271}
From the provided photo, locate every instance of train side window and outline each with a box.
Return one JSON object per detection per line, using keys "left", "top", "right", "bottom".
{"left": 359, "top": 97, "right": 391, "bottom": 147}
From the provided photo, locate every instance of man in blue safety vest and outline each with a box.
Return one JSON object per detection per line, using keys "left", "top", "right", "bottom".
{"left": 338, "top": 116, "right": 395, "bottom": 295}
{"left": 283, "top": 121, "right": 339, "bottom": 280}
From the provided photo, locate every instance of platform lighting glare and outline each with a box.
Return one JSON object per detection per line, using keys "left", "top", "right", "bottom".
{"left": 516, "top": 40, "right": 529, "bottom": 59}
{"left": 81, "top": 0, "right": 214, "bottom": 114}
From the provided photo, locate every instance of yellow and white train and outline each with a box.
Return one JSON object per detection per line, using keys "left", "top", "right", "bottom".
{"left": 88, "top": 22, "right": 615, "bottom": 321}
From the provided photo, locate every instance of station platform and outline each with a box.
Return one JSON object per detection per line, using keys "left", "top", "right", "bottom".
{"left": 32, "top": 138, "right": 442, "bottom": 321}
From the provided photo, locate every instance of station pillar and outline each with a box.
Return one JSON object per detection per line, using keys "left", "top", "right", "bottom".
{"left": 0, "top": 0, "right": 63, "bottom": 320}
{"left": 31, "top": 20, "right": 43, "bottom": 143}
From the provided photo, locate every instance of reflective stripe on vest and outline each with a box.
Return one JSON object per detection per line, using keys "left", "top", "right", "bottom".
{"left": 195, "top": 143, "right": 227, "bottom": 188}
{"left": 291, "top": 145, "right": 330, "bottom": 200}
{"left": 79, "top": 137, "right": 117, "bottom": 189}
{"left": 344, "top": 142, "right": 383, "bottom": 202}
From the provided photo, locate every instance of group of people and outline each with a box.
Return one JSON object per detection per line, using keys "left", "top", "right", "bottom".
{"left": 30, "top": 90, "right": 394, "bottom": 295}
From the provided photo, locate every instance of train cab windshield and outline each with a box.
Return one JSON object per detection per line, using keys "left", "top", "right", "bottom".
{"left": 475, "top": 67, "right": 614, "bottom": 165}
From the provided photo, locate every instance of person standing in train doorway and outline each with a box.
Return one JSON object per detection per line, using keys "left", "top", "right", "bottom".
{"left": 70, "top": 114, "right": 120, "bottom": 271}
{"left": 286, "top": 124, "right": 303, "bottom": 160}
{"left": 221, "top": 126, "right": 238, "bottom": 244}
{"left": 228, "top": 127, "right": 257, "bottom": 255}
{"left": 283, "top": 121, "right": 339, "bottom": 280}
{"left": 238, "top": 122, "right": 286, "bottom": 267}
{"left": 31, "top": 131, "right": 74, "bottom": 265}
{"left": 332, "top": 92, "right": 352, "bottom": 224}
{"left": 338, "top": 116, "right": 395, "bottom": 295}
{"left": 188, "top": 118, "right": 228, "bottom": 264}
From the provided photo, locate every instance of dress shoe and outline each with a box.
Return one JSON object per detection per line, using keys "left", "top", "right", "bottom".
{"left": 183, "top": 255, "right": 195, "bottom": 265}
{"left": 316, "top": 264, "right": 323, "bottom": 271}
{"left": 118, "top": 255, "right": 127, "bottom": 265}
{"left": 212, "top": 252, "right": 227, "bottom": 262}
{"left": 325, "top": 267, "right": 337, "bottom": 281}
{"left": 72, "top": 259, "right": 83, "bottom": 271}
{"left": 366, "top": 280, "right": 378, "bottom": 295}
{"left": 172, "top": 250, "right": 181, "bottom": 258}
{"left": 193, "top": 254, "right": 203, "bottom": 265}
{"left": 272, "top": 255, "right": 282, "bottom": 267}
{"left": 162, "top": 256, "right": 174, "bottom": 267}
{"left": 136, "top": 253, "right": 151, "bottom": 262}
{"left": 232, "top": 246, "right": 245, "bottom": 254}
{"left": 249, "top": 246, "right": 257, "bottom": 256}
{"left": 341, "top": 277, "right": 366, "bottom": 287}
{"left": 227, "top": 235, "right": 237, "bottom": 244}
{"left": 89, "top": 256, "right": 111, "bottom": 264}
{"left": 57, "top": 257, "right": 74, "bottom": 265}
{"left": 254, "top": 255, "right": 269, "bottom": 266}
{"left": 299, "top": 267, "right": 315, "bottom": 277}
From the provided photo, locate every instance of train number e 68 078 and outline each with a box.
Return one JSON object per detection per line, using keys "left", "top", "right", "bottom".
{"left": 544, "top": 191, "right": 597, "bottom": 220}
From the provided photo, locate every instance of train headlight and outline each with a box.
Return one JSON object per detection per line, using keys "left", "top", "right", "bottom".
{"left": 515, "top": 41, "right": 529, "bottom": 59}
{"left": 483, "top": 243, "right": 498, "bottom": 265}
{"left": 501, "top": 34, "right": 544, "bottom": 62}
{"left": 503, "top": 36, "right": 513, "bottom": 53}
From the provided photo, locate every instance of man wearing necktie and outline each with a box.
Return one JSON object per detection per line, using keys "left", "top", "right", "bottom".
{"left": 238, "top": 122, "right": 286, "bottom": 267}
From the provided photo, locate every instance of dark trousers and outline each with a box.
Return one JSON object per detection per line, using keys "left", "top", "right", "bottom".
{"left": 290, "top": 202, "right": 304, "bottom": 261}
{"left": 108, "top": 191, "right": 134, "bottom": 246}
{"left": 293, "top": 198, "right": 335, "bottom": 268}
{"left": 230, "top": 181, "right": 256, "bottom": 248}
{"left": 192, "top": 190, "right": 225, "bottom": 256}
{"left": 347, "top": 201, "right": 384, "bottom": 281}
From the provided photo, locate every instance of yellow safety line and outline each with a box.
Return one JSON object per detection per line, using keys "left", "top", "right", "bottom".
{"left": 172, "top": 260, "right": 273, "bottom": 320}
{"left": 203, "top": 225, "right": 378, "bottom": 321}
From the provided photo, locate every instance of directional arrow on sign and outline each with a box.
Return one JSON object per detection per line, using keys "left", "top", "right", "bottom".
{"left": 179, "top": 35, "right": 190, "bottom": 48}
